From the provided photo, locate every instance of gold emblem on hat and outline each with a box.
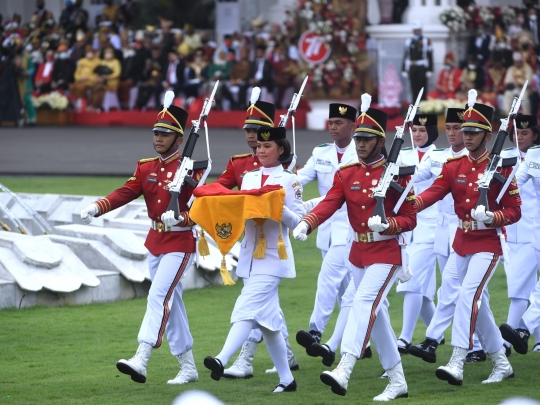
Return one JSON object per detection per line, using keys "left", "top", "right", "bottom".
{"left": 457, "top": 111, "right": 464, "bottom": 120}
{"left": 339, "top": 106, "right": 348, "bottom": 115}
{"left": 419, "top": 117, "right": 427, "bottom": 126}
{"left": 261, "top": 131, "right": 271, "bottom": 141}
{"left": 521, "top": 121, "right": 529, "bottom": 129}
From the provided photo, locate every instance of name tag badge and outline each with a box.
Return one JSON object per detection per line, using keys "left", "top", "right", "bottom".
{"left": 350, "top": 186, "right": 361, "bottom": 190}
{"left": 431, "top": 161, "right": 443, "bottom": 168}
{"left": 529, "top": 162, "right": 540, "bottom": 170}
{"left": 147, "top": 177, "right": 158, "bottom": 183}
{"left": 316, "top": 159, "right": 332, "bottom": 166}
{"left": 456, "top": 179, "right": 466, "bottom": 184}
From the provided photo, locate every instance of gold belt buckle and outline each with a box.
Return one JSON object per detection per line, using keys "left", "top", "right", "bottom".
{"left": 462, "top": 220, "right": 470, "bottom": 232}
{"left": 157, "top": 222, "right": 164, "bottom": 233}
{"left": 358, "top": 232, "right": 367, "bottom": 243}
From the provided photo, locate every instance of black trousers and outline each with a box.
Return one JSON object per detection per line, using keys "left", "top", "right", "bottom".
{"left": 408, "top": 65, "right": 427, "bottom": 101}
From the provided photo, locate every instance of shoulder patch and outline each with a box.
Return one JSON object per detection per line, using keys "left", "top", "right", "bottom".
{"left": 402, "top": 147, "right": 412, "bottom": 150}
{"left": 446, "top": 155, "right": 467, "bottom": 162}
{"left": 232, "top": 153, "right": 252, "bottom": 159}
{"left": 316, "top": 143, "right": 330, "bottom": 148}
{"left": 530, "top": 145, "right": 540, "bottom": 150}
{"left": 339, "top": 162, "right": 360, "bottom": 171}
{"left": 139, "top": 156, "right": 159, "bottom": 164}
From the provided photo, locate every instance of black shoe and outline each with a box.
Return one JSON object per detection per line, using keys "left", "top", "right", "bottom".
{"left": 397, "top": 338, "right": 411, "bottom": 354}
{"left": 272, "top": 379, "right": 297, "bottom": 393}
{"left": 204, "top": 356, "right": 224, "bottom": 381}
{"left": 500, "top": 323, "right": 530, "bottom": 355}
{"left": 465, "top": 350, "right": 486, "bottom": 364}
{"left": 440, "top": 338, "right": 446, "bottom": 345}
{"left": 296, "top": 329, "right": 321, "bottom": 351}
{"left": 408, "top": 338, "right": 438, "bottom": 363}
{"left": 360, "top": 346, "right": 372, "bottom": 359}
{"left": 310, "top": 343, "right": 336, "bottom": 367}
{"left": 505, "top": 344, "right": 512, "bottom": 357}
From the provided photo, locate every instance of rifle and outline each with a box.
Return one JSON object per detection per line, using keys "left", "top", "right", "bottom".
{"left": 0, "top": 183, "right": 52, "bottom": 234}
{"left": 371, "top": 88, "right": 423, "bottom": 223}
{"left": 166, "top": 81, "right": 218, "bottom": 218}
{"left": 475, "top": 80, "right": 527, "bottom": 210}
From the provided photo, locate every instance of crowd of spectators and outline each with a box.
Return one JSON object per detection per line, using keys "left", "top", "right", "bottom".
{"left": 0, "top": 0, "right": 301, "bottom": 125}
{"left": 428, "top": 4, "right": 540, "bottom": 116}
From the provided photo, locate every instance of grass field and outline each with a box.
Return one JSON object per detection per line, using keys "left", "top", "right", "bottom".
{"left": 0, "top": 176, "right": 539, "bottom": 405}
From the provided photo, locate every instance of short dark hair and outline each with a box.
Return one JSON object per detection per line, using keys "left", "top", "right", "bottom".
{"left": 276, "top": 138, "right": 291, "bottom": 163}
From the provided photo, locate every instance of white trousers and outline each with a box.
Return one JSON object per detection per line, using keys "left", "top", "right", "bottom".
{"left": 138, "top": 252, "right": 194, "bottom": 356}
{"left": 505, "top": 242, "right": 539, "bottom": 299}
{"left": 453, "top": 253, "right": 503, "bottom": 353}
{"left": 521, "top": 249, "right": 540, "bottom": 332}
{"left": 309, "top": 245, "right": 351, "bottom": 333}
{"left": 397, "top": 242, "right": 437, "bottom": 299}
{"left": 341, "top": 263, "right": 401, "bottom": 371}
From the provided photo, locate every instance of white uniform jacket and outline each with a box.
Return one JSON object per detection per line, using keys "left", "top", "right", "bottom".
{"left": 414, "top": 147, "right": 468, "bottom": 256}
{"left": 516, "top": 146, "right": 540, "bottom": 249}
{"left": 297, "top": 141, "right": 358, "bottom": 250}
{"left": 397, "top": 145, "right": 437, "bottom": 244}
{"left": 236, "top": 165, "right": 304, "bottom": 279}
{"left": 502, "top": 147, "right": 536, "bottom": 244}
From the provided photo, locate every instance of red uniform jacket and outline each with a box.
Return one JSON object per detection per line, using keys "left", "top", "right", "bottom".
{"left": 94, "top": 152, "right": 203, "bottom": 256}
{"left": 303, "top": 158, "right": 417, "bottom": 268}
{"left": 416, "top": 152, "right": 522, "bottom": 256}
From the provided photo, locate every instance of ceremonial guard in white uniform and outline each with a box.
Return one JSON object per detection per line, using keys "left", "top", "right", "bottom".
{"left": 408, "top": 108, "right": 485, "bottom": 364}
{"left": 294, "top": 100, "right": 417, "bottom": 401}
{"left": 501, "top": 115, "right": 540, "bottom": 349}
{"left": 204, "top": 126, "right": 303, "bottom": 393}
{"left": 296, "top": 103, "right": 361, "bottom": 355}
{"left": 500, "top": 127, "right": 540, "bottom": 354}
{"left": 395, "top": 113, "right": 439, "bottom": 353}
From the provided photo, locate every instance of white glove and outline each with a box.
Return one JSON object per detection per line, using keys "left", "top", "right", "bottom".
{"left": 80, "top": 203, "right": 99, "bottom": 224}
{"left": 401, "top": 71, "right": 408, "bottom": 78}
{"left": 302, "top": 196, "right": 325, "bottom": 215}
{"left": 367, "top": 215, "right": 390, "bottom": 233}
{"left": 161, "top": 210, "right": 183, "bottom": 227}
{"left": 293, "top": 221, "right": 310, "bottom": 242}
{"left": 426, "top": 70, "right": 433, "bottom": 78}
{"left": 471, "top": 205, "right": 493, "bottom": 224}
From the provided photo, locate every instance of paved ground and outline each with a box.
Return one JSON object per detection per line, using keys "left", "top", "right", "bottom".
{"left": 0, "top": 125, "right": 450, "bottom": 176}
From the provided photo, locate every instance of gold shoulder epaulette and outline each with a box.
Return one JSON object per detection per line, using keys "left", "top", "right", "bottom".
{"left": 446, "top": 155, "right": 467, "bottom": 162}
{"left": 339, "top": 162, "right": 360, "bottom": 171}
{"left": 139, "top": 156, "right": 159, "bottom": 164}
{"left": 232, "top": 153, "right": 252, "bottom": 159}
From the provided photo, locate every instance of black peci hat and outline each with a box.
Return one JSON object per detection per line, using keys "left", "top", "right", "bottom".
{"left": 329, "top": 103, "right": 357, "bottom": 122}
{"left": 515, "top": 113, "right": 537, "bottom": 130}
{"left": 257, "top": 126, "right": 286, "bottom": 142}
{"left": 244, "top": 100, "right": 275, "bottom": 129}
{"left": 153, "top": 104, "right": 188, "bottom": 135}
{"left": 354, "top": 108, "right": 388, "bottom": 138}
{"left": 413, "top": 113, "right": 438, "bottom": 127}
{"left": 446, "top": 108, "right": 465, "bottom": 124}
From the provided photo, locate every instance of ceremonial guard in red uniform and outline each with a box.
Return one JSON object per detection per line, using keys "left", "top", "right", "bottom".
{"left": 415, "top": 97, "right": 521, "bottom": 385}
{"left": 294, "top": 101, "right": 417, "bottom": 401}
{"left": 80, "top": 96, "right": 203, "bottom": 385}
{"left": 216, "top": 97, "right": 299, "bottom": 379}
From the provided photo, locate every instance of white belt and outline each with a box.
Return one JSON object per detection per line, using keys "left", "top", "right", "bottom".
{"left": 410, "top": 60, "right": 428, "bottom": 66}
{"left": 457, "top": 219, "right": 489, "bottom": 231}
{"left": 151, "top": 220, "right": 190, "bottom": 233}
{"left": 354, "top": 232, "right": 397, "bottom": 244}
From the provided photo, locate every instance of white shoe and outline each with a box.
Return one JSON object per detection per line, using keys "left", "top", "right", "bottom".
{"left": 116, "top": 343, "right": 153, "bottom": 383}
{"left": 373, "top": 362, "right": 408, "bottom": 401}
{"left": 320, "top": 353, "right": 356, "bottom": 396}
{"left": 223, "top": 341, "right": 257, "bottom": 379}
{"left": 482, "top": 346, "right": 515, "bottom": 384}
{"left": 435, "top": 347, "right": 467, "bottom": 386}
{"left": 265, "top": 339, "right": 299, "bottom": 373}
{"left": 167, "top": 349, "right": 198, "bottom": 384}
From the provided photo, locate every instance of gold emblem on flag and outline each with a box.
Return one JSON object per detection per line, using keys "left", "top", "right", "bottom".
{"left": 339, "top": 106, "right": 348, "bottom": 115}
{"left": 457, "top": 111, "right": 464, "bottom": 120}
{"left": 216, "top": 223, "right": 233, "bottom": 239}
{"left": 419, "top": 117, "right": 427, "bottom": 126}
{"left": 521, "top": 121, "right": 529, "bottom": 129}
{"left": 261, "top": 131, "right": 271, "bottom": 141}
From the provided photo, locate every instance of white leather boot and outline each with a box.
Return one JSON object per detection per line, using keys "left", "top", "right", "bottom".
{"left": 320, "top": 352, "right": 356, "bottom": 396}
{"left": 374, "top": 362, "right": 408, "bottom": 401}
{"left": 435, "top": 347, "right": 467, "bottom": 386}
{"left": 116, "top": 343, "right": 153, "bottom": 383}
{"left": 482, "top": 346, "right": 515, "bottom": 384}
{"left": 223, "top": 341, "right": 257, "bottom": 379}
{"left": 167, "top": 349, "right": 199, "bottom": 384}
{"left": 265, "top": 338, "right": 299, "bottom": 373}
